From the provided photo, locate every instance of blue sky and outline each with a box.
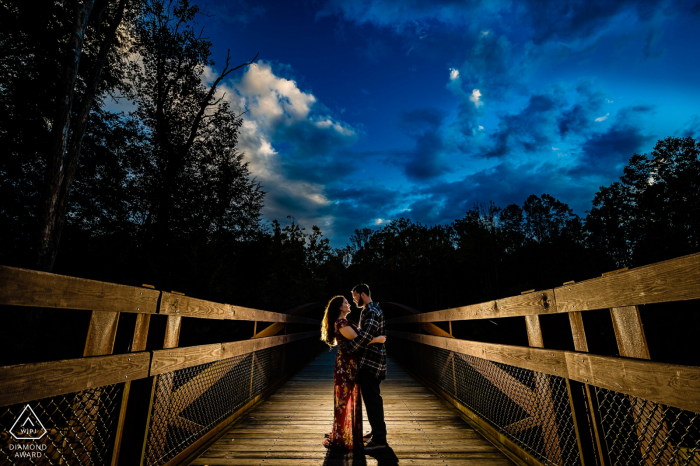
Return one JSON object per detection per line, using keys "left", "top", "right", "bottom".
{"left": 169, "top": 0, "right": 700, "bottom": 246}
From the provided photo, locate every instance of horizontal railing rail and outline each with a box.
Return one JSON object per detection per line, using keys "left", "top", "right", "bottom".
{"left": 386, "top": 252, "right": 700, "bottom": 466}
{"left": 0, "top": 352, "right": 152, "bottom": 408}
{"left": 0, "top": 265, "right": 318, "bottom": 325}
{"left": 387, "top": 252, "right": 700, "bottom": 324}
{"left": 387, "top": 331, "right": 700, "bottom": 416}
{"left": 0, "top": 266, "right": 324, "bottom": 466}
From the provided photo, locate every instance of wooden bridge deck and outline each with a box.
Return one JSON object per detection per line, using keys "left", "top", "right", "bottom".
{"left": 191, "top": 350, "right": 514, "bottom": 466}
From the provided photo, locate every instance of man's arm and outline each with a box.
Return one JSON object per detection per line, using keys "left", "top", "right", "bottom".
{"left": 338, "top": 310, "right": 380, "bottom": 353}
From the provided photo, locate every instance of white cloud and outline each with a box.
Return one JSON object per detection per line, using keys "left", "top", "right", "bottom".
{"left": 481, "top": 30, "right": 490, "bottom": 37}
{"left": 469, "top": 89, "right": 483, "bottom": 108}
{"left": 374, "top": 218, "right": 386, "bottom": 225}
{"left": 479, "top": 125, "right": 484, "bottom": 131}
{"left": 552, "top": 147, "right": 560, "bottom": 150}
{"left": 449, "top": 68, "right": 460, "bottom": 80}
{"left": 595, "top": 113, "right": 610, "bottom": 122}
{"left": 206, "top": 62, "right": 358, "bottom": 238}
{"left": 606, "top": 99, "right": 614, "bottom": 103}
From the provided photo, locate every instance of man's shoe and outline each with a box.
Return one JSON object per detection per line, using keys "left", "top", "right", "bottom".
{"left": 362, "top": 432, "right": 372, "bottom": 441}
{"left": 363, "top": 440, "right": 387, "bottom": 451}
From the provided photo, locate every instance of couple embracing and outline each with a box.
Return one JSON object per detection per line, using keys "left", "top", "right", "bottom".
{"left": 320, "top": 284, "right": 388, "bottom": 451}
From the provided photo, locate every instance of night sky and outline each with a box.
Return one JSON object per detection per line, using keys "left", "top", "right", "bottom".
{"left": 131, "top": 0, "right": 700, "bottom": 246}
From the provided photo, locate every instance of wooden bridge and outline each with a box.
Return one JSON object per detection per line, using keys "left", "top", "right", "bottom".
{"left": 1, "top": 253, "right": 699, "bottom": 466}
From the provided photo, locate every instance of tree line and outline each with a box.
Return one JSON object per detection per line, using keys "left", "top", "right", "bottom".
{"left": 1, "top": 0, "right": 699, "bottom": 319}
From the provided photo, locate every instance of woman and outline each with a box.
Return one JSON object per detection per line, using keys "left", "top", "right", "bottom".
{"left": 321, "top": 295, "right": 386, "bottom": 449}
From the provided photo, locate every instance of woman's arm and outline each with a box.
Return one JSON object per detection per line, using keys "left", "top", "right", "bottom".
{"left": 338, "top": 326, "right": 386, "bottom": 344}
{"left": 338, "top": 325, "right": 359, "bottom": 340}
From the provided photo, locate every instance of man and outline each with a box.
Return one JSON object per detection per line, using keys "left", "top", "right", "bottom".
{"left": 338, "top": 283, "right": 388, "bottom": 451}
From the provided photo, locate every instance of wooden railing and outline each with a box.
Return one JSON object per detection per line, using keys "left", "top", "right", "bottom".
{"left": 0, "top": 266, "right": 323, "bottom": 466}
{"left": 386, "top": 252, "right": 700, "bottom": 466}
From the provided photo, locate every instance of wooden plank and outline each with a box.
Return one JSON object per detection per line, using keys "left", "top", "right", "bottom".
{"left": 159, "top": 291, "right": 319, "bottom": 324}
{"left": 554, "top": 252, "right": 700, "bottom": 312}
{"left": 0, "top": 352, "right": 150, "bottom": 407}
{"left": 524, "top": 316, "right": 544, "bottom": 348}
{"left": 110, "top": 380, "right": 131, "bottom": 466}
{"left": 81, "top": 310, "right": 119, "bottom": 465}
{"left": 150, "top": 343, "right": 223, "bottom": 375}
{"left": 523, "top": 314, "right": 562, "bottom": 464}
{"left": 160, "top": 292, "right": 231, "bottom": 319}
{"left": 131, "top": 313, "right": 151, "bottom": 352}
{"left": 83, "top": 310, "right": 120, "bottom": 356}
{"left": 113, "top": 308, "right": 151, "bottom": 465}
{"left": 387, "top": 331, "right": 567, "bottom": 378}
{"left": 388, "top": 290, "right": 556, "bottom": 324}
{"left": 0, "top": 265, "right": 160, "bottom": 313}
{"left": 150, "top": 332, "right": 320, "bottom": 375}
{"left": 163, "top": 315, "right": 181, "bottom": 349}
{"left": 610, "top": 306, "right": 650, "bottom": 359}
{"left": 565, "top": 353, "right": 700, "bottom": 413}
{"left": 568, "top": 312, "right": 588, "bottom": 352}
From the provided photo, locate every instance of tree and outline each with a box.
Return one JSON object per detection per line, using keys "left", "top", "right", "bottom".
{"left": 522, "top": 194, "right": 580, "bottom": 244}
{"left": 0, "top": 0, "right": 131, "bottom": 271}
{"left": 586, "top": 136, "right": 700, "bottom": 266}
{"left": 124, "top": 0, "right": 260, "bottom": 245}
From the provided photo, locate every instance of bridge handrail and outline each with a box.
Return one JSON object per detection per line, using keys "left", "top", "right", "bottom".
{"left": 387, "top": 252, "right": 700, "bottom": 323}
{"left": 0, "top": 265, "right": 323, "bottom": 466}
{"left": 386, "top": 252, "right": 700, "bottom": 466}
{"left": 387, "top": 330, "right": 700, "bottom": 413}
{"left": 0, "top": 265, "right": 318, "bottom": 325}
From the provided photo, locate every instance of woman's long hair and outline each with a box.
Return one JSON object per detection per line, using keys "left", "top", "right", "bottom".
{"left": 321, "top": 295, "right": 345, "bottom": 348}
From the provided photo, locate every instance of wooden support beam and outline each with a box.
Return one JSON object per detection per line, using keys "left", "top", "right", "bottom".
{"left": 523, "top": 312, "right": 562, "bottom": 464}
{"left": 130, "top": 314, "right": 151, "bottom": 353}
{"left": 84, "top": 311, "right": 120, "bottom": 357}
{"left": 601, "top": 269, "right": 661, "bottom": 465}
{"left": 115, "top": 286, "right": 155, "bottom": 466}
{"left": 163, "top": 315, "right": 181, "bottom": 349}
{"left": 80, "top": 309, "right": 120, "bottom": 464}
{"left": 563, "top": 281, "right": 600, "bottom": 466}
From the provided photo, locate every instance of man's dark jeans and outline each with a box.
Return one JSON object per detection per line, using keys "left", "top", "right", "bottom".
{"left": 358, "top": 368, "right": 387, "bottom": 444}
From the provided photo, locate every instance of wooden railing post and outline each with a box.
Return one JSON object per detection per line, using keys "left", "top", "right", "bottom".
{"left": 602, "top": 269, "right": 666, "bottom": 465}
{"left": 111, "top": 307, "right": 151, "bottom": 466}
{"left": 523, "top": 291, "right": 563, "bottom": 464}
{"left": 64, "top": 309, "right": 121, "bottom": 465}
{"left": 144, "top": 292, "right": 183, "bottom": 465}
{"left": 115, "top": 285, "right": 155, "bottom": 466}
{"left": 563, "top": 281, "right": 605, "bottom": 466}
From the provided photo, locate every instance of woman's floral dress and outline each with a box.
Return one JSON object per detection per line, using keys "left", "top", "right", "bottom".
{"left": 326, "top": 318, "right": 363, "bottom": 449}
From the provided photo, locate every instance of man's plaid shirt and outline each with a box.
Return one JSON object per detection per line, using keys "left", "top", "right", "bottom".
{"left": 339, "top": 301, "right": 387, "bottom": 380}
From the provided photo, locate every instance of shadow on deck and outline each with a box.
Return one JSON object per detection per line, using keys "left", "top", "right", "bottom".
{"left": 191, "top": 350, "right": 515, "bottom": 466}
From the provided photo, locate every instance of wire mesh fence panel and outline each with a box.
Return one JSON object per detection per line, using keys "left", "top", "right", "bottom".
{"left": 144, "top": 337, "right": 323, "bottom": 466}
{"left": 596, "top": 387, "right": 700, "bottom": 466}
{"left": 0, "top": 383, "right": 124, "bottom": 466}
{"left": 389, "top": 338, "right": 581, "bottom": 466}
